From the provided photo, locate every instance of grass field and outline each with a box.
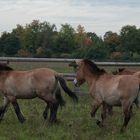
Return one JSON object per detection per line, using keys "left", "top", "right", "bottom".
{"left": 0, "top": 62, "right": 140, "bottom": 140}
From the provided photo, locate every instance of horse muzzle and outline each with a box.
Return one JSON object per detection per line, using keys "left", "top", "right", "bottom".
{"left": 73, "top": 78, "right": 79, "bottom": 87}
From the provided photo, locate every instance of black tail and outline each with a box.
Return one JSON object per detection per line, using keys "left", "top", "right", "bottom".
{"left": 135, "top": 84, "right": 140, "bottom": 108}
{"left": 55, "top": 86, "right": 65, "bottom": 107}
{"left": 56, "top": 75, "right": 78, "bottom": 103}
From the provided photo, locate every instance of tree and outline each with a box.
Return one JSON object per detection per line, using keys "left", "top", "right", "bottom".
{"left": 119, "top": 25, "right": 139, "bottom": 52}
{"left": 13, "top": 20, "right": 57, "bottom": 57}
{"left": 35, "top": 21, "right": 57, "bottom": 57}
{"left": 0, "top": 32, "right": 20, "bottom": 56}
{"left": 119, "top": 25, "right": 140, "bottom": 60}
{"left": 104, "top": 31, "right": 120, "bottom": 53}
{"left": 72, "top": 33, "right": 109, "bottom": 60}
{"left": 55, "top": 24, "right": 76, "bottom": 57}
{"left": 75, "top": 25, "right": 87, "bottom": 48}
{"left": 0, "top": 20, "right": 140, "bottom": 60}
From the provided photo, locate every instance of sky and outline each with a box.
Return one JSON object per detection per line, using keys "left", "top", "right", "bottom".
{"left": 0, "top": 0, "right": 140, "bottom": 36}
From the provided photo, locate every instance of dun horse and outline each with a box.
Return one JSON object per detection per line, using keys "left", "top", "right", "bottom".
{"left": 73, "top": 59, "right": 140, "bottom": 131}
{"left": 110, "top": 69, "right": 140, "bottom": 115}
{"left": 113, "top": 68, "right": 140, "bottom": 79}
{"left": 113, "top": 68, "right": 136, "bottom": 75}
{"left": 0, "top": 64, "right": 78, "bottom": 123}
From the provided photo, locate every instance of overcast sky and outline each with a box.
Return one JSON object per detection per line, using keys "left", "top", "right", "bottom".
{"left": 0, "top": 0, "right": 140, "bottom": 36}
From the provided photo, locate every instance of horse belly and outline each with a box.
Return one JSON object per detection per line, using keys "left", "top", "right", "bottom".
{"left": 7, "top": 85, "right": 36, "bottom": 99}
{"left": 15, "top": 90, "right": 37, "bottom": 99}
{"left": 5, "top": 75, "right": 37, "bottom": 99}
{"left": 105, "top": 94, "right": 121, "bottom": 106}
{"left": 104, "top": 88, "right": 121, "bottom": 106}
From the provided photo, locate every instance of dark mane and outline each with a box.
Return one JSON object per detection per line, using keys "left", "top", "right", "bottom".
{"left": 0, "top": 63, "right": 13, "bottom": 71}
{"left": 83, "top": 59, "right": 106, "bottom": 75}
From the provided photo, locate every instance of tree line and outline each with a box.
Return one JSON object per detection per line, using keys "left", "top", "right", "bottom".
{"left": 0, "top": 20, "right": 140, "bottom": 61}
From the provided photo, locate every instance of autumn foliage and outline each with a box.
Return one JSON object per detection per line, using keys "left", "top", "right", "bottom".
{"left": 0, "top": 20, "right": 140, "bottom": 61}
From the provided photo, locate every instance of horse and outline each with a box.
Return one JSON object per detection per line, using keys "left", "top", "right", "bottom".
{"left": 73, "top": 59, "right": 140, "bottom": 131}
{"left": 0, "top": 64, "right": 78, "bottom": 124}
{"left": 112, "top": 68, "right": 136, "bottom": 75}
{"left": 111, "top": 68, "right": 139, "bottom": 107}
{"left": 113, "top": 68, "right": 140, "bottom": 78}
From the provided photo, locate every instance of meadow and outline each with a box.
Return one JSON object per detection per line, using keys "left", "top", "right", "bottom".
{"left": 0, "top": 62, "right": 140, "bottom": 140}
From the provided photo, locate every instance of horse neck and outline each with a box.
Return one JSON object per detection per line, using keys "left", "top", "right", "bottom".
{"left": 0, "top": 71, "right": 9, "bottom": 81}
{"left": 0, "top": 72, "right": 7, "bottom": 89}
{"left": 83, "top": 68, "right": 97, "bottom": 87}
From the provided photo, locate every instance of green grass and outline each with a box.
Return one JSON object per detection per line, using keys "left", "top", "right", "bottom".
{"left": 0, "top": 96, "right": 140, "bottom": 140}
{"left": 0, "top": 62, "right": 140, "bottom": 140}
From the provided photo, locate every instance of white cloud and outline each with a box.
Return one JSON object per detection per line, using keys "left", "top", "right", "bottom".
{"left": 0, "top": 0, "right": 140, "bottom": 36}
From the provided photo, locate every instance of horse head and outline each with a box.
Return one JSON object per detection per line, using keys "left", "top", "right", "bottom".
{"left": 73, "top": 59, "right": 105, "bottom": 87}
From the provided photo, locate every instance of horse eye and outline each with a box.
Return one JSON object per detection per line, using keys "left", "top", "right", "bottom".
{"left": 76, "top": 66, "right": 80, "bottom": 70}
{"left": 74, "top": 66, "right": 78, "bottom": 71}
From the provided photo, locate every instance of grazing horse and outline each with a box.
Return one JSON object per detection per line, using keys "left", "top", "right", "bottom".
{"left": 0, "top": 64, "right": 78, "bottom": 123}
{"left": 73, "top": 59, "right": 140, "bottom": 131}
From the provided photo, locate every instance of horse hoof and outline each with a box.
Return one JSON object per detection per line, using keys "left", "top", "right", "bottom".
{"left": 0, "top": 115, "right": 4, "bottom": 121}
{"left": 49, "top": 118, "right": 60, "bottom": 125}
{"left": 90, "top": 112, "right": 94, "bottom": 117}
{"left": 96, "top": 120, "right": 104, "bottom": 128}
{"left": 0, "top": 118, "right": 3, "bottom": 122}
{"left": 108, "top": 112, "right": 113, "bottom": 116}
{"left": 20, "top": 118, "right": 26, "bottom": 123}
{"left": 43, "top": 114, "right": 48, "bottom": 120}
{"left": 120, "top": 127, "right": 125, "bottom": 133}
{"left": 54, "top": 119, "right": 61, "bottom": 124}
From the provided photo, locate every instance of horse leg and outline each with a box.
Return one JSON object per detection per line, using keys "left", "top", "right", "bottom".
{"left": 101, "top": 103, "right": 107, "bottom": 125}
{"left": 43, "top": 101, "right": 59, "bottom": 123}
{"left": 39, "top": 93, "right": 59, "bottom": 123}
{"left": 43, "top": 102, "right": 50, "bottom": 119}
{"left": 121, "top": 102, "right": 132, "bottom": 132}
{"left": 0, "top": 97, "right": 10, "bottom": 121}
{"left": 107, "top": 105, "right": 113, "bottom": 116}
{"left": 10, "top": 98, "right": 26, "bottom": 123}
{"left": 48, "top": 86, "right": 65, "bottom": 123}
{"left": 91, "top": 100, "right": 102, "bottom": 127}
{"left": 49, "top": 101, "right": 59, "bottom": 123}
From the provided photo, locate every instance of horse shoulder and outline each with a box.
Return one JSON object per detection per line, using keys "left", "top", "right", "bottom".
{"left": 90, "top": 75, "right": 114, "bottom": 100}
{"left": 89, "top": 81, "right": 96, "bottom": 97}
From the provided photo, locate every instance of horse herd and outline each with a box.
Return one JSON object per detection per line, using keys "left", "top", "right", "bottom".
{"left": 0, "top": 59, "right": 140, "bottom": 132}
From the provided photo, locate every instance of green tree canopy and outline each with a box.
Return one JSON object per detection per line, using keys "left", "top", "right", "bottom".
{"left": 0, "top": 20, "right": 140, "bottom": 61}
{"left": 54, "top": 24, "right": 76, "bottom": 57}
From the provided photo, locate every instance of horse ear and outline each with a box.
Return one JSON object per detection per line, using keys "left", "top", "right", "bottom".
{"left": 69, "top": 61, "right": 78, "bottom": 67}
{"left": 100, "top": 69, "right": 106, "bottom": 73}
{"left": 112, "top": 71, "right": 117, "bottom": 75}
{"left": 119, "top": 68, "right": 125, "bottom": 72}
